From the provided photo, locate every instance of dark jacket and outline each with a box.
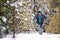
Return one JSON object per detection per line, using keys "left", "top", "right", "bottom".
{"left": 36, "top": 14, "right": 46, "bottom": 24}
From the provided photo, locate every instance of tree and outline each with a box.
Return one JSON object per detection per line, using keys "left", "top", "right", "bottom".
{"left": 0, "top": 0, "right": 18, "bottom": 38}
{"left": 0, "top": 0, "right": 37, "bottom": 37}
{"left": 45, "top": 0, "right": 60, "bottom": 34}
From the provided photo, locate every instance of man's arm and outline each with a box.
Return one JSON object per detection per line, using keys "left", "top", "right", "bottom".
{"left": 42, "top": 14, "right": 46, "bottom": 19}
{"left": 33, "top": 15, "right": 36, "bottom": 23}
{"left": 43, "top": 15, "right": 49, "bottom": 25}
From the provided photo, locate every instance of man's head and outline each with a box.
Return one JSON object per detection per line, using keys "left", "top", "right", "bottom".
{"left": 38, "top": 11, "right": 42, "bottom": 15}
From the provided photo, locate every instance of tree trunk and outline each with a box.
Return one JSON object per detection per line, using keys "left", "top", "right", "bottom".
{"left": 12, "top": 7, "right": 16, "bottom": 38}
{"left": 13, "top": 28, "right": 15, "bottom": 38}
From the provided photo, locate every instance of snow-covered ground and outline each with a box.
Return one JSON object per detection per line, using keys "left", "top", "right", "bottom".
{"left": 0, "top": 32, "right": 60, "bottom": 40}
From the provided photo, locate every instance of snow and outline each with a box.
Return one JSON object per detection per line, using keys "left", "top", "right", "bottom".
{"left": 7, "top": 0, "right": 9, "bottom": 4}
{"left": 19, "top": 2, "right": 23, "bottom": 6}
{"left": 0, "top": 32, "right": 60, "bottom": 40}
{"left": 24, "top": 18, "right": 28, "bottom": 21}
{"left": 2, "top": 16, "right": 7, "bottom": 22}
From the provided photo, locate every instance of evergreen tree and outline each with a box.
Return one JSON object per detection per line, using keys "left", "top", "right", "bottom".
{"left": 45, "top": 0, "right": 60, "bottom": 34}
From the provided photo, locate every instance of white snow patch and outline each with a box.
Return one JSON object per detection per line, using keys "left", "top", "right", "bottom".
{"left": 19, "top": 2, "right": 23, "bottom": 6}
{"left": 0, "top": 32, "right": 60, "bottom": 40}
{"left": 24, "top": 18, "right": 28, "bottom": 21}
{"left": 2, "top": 16, "right": 7, "bottom": 22}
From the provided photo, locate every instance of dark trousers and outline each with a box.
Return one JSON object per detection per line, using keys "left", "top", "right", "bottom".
{"left": 37, "top": 22, "right": 43, "bottom": 34}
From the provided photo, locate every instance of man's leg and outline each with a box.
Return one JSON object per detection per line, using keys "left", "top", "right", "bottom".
{"left": 39, "top": 28, "right": 43, "bottom": 34}
{"left": 39, "top": 23, "right": 43, "bottom": 34}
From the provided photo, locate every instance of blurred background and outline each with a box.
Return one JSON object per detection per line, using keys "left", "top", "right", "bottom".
{"left": 0, "top": 0, "right": 60, "bottom": 38}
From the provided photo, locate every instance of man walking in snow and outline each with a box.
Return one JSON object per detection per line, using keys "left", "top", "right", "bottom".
{"left": 34, "top": 11, "right": 46, "bottom": 34}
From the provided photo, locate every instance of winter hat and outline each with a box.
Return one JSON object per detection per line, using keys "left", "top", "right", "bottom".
{"left": 38, "top": 11, "right": 42, "bottom": 14}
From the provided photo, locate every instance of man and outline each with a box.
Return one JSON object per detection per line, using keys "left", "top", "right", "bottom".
{"left": 34, "top": 11, "right": 46, "bottom": 34}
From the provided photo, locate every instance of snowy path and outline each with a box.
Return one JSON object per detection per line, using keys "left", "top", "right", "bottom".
{"left": 0, "top": 32, "right": 60, "bottom": 40}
